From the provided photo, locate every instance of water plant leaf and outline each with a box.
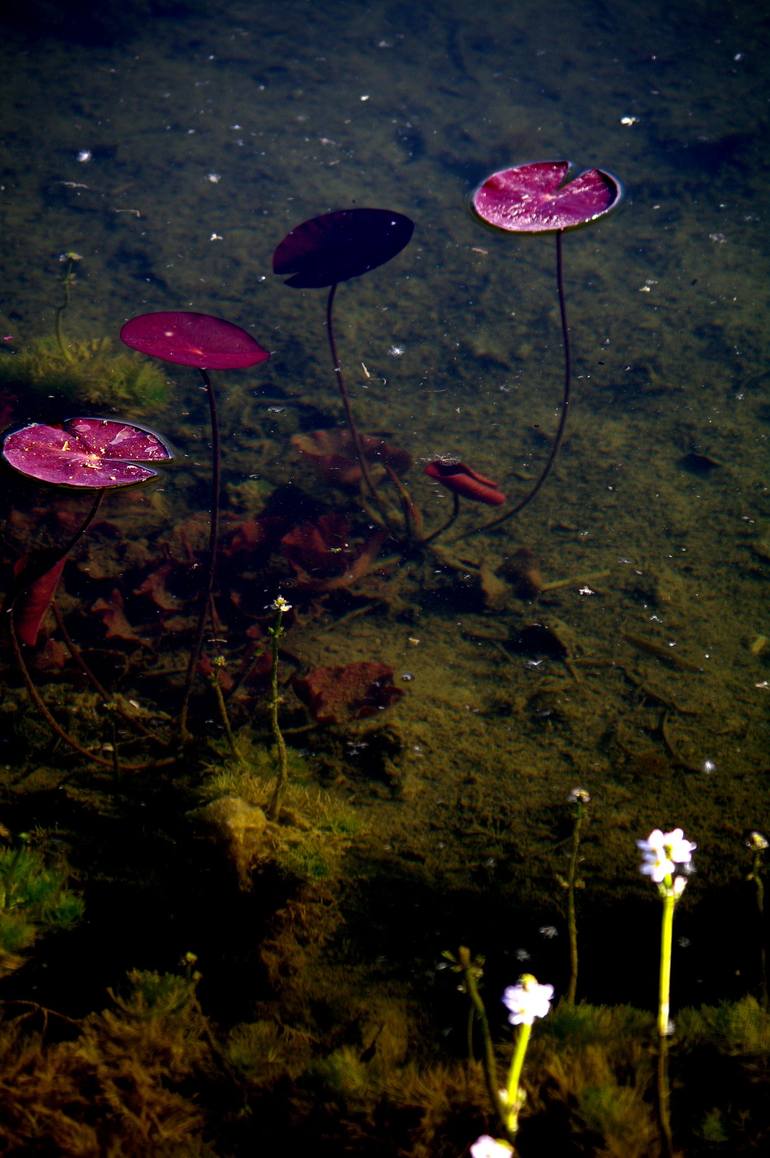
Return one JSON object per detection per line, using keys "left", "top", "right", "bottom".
{"left": 10, "top": 555, "right": 67, "bottom": 647}
{"left": 273, "top": 208, "right": 414, "bottom": 288}
{"left": 120, "top": 311, "right": 270, "bottom": 370}
{"left": 2, "top": 417, "right": 173, "bottom": 488}
{"left": 472, "top": 160, "right": 623, "bottom": 233}
{"left": 425, "top": 459, "right": 506, "bottom": 505}
{"left": 291, "top": 428, "right": 412, "bottom": 487}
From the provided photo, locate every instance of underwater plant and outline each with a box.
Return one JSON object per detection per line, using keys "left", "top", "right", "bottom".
{"left": 468, "top": 160, "right": 623, "bottom": 535}
{"left": 455, "top": 946, "right": 554, "bottom": 1150}
{"left": 119, "top": 311, "right": 270, "bottom": 738}
{"left": 273, "top": 207, "right": 414, "bottom": 529}
{"left": 559, "top": 786, "right": 591, "bottom": 1005}
{"left": 0, "top": 843, "right": 83, "bottom": 977}
{"left": 638, "top": 825, "right": 697, "bottom": 1157}
{"left": 2, "top": 416, "right": 174, "bottom": 767}
{"left": 266, "top": 595, "right": 292, "bottom": 821}
{"left": 0, "top": 254, "right": 168, "bottom": 412}
{"left": 745, "top": 829, "right": 769, "bottom": 1008}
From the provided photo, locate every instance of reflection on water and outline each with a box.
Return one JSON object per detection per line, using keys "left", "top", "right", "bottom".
{"left": 1, "top": 0, "right": 769, "bottom": 1152}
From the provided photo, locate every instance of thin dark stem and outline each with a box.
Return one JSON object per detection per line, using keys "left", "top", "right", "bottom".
{"left": 421, "top": 492, "right": 460, "bottom": 546}
{"left": 8, "top": 612, "right": 166, "bottom": 771}
{"left": 325, "top": 284, "right": 395, "bottom": 532}
{"left": 9, "top": 490, "right": 105, "bottom": 600}
{"left": 179, "top": 367, "right": 222, "bottom": 742}
{"left": 656, "top": 1036, "right": 675, "bottom": 1158}
{"left": 459, "top": 228, "right": 572, "bottom": 539}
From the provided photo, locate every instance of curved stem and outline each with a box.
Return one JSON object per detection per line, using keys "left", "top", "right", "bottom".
{"left": 325, "top": 285, "right": 396, "bottom": 533}
{"left": 421, "top": 492, "right": 460, "bottom": 546}
{"left": 179, "top": 368, "right": 222, "bottom": 741}
{"left": 9, "top": 490, "right": 105, "bottom": 601}
{"left": 54, "top": 257, "right": 77, "bottom": 364}
{"left": 8, "top": 612, "right": 166, "bottom": 771}
{"left": 460, "top": 228, "right": 571, "bottom": 539}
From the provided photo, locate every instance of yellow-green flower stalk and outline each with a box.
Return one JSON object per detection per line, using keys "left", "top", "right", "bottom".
{"left": 467, "top": 972, "right": 553, "bottom": 1154}
{"left": 638, "top": 825, "right": 696, "bottom": 1157}
{"left": 638, "top": 826, "right": 696, "bottom": 1037}
{"left": 746, "top": 830, "right": 769, "bottom": 1009}
{"left": 500, "top": 974, "right": 554, "bottom": 1136}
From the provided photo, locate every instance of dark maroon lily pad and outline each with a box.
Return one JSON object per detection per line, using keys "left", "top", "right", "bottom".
{"left": 273, "top": 208, "right": 414, "bottom": 288}
{"left": 120, "top": 311, "right": 270, "bottom": 370}
{"left": 2, "top": 417, "right": 173, "bottom": 488}
{"left": 473, "top": 160, "right": 623, "bottom": 233}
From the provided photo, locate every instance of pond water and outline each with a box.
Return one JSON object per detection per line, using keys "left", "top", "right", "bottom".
{"left": 1, "top": 0, "right": 769, "bottom": 1153}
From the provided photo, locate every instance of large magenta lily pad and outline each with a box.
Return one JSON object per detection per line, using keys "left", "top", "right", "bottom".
{"left": 273, "top": 208, "right": 414, "bottom": 288}
{"left": 473, "top": 160, "right": 623, "bottom": 233}
{"left": 2, "top": 417, "right": 173, "bottom": 488}
{"left": 120, "top": 311, "right": 270, "bottom": 370}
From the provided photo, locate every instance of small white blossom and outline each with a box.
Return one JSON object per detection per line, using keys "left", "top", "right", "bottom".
{"left": 271, "top": 595, "right": 292, "bottom": 613}
{"left": 568, "top": 786, "right": 591, "bottom": 804}
{"left": 638, "top": 827, "right": 696, "bottom": 885}
{"left": 748, "top": 831, "right": 769, "bottom": 851}
{"left": 470, "top": 1136, "right": 513, "bottom": 1158}
{"left": 502, "top": 974, "right": 554, "bottom": 1026}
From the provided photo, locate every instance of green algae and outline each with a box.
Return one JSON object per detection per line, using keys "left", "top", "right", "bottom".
{"left": 0, "top": 334, "right": 168, "bottom": 411}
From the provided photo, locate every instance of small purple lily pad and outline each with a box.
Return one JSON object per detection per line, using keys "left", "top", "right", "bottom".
{"left": 120, "top": 311, "right": 270, "bottom": 370}
{"left": 273, "top": 208, "right": 414, "bottom": 288}
{"left": 2, "top": 417, "right": 173, "bottom": 488}
{"left": 473, "top": 160, "right": 623, "bottom": 233}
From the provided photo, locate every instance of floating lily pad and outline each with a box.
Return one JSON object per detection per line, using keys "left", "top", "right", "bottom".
{"left": 273, "top": 208, "right": 414, "bottom": 288}
{"left": 120, "top": 311, "right": 270, "bottom": 370}
{"left": 473, "top": 160, "right": 623, "bottom": 233}
{"left": 2, "top": 417, "right": 173, "bottom": 488}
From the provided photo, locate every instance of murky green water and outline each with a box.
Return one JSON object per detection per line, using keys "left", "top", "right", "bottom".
{"left": 1, "top": 0, "right": 769, "bottom": 1152}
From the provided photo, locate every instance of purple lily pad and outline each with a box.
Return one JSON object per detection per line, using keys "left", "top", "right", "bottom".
{"left": 473, "top": 160, "right": 623, "bottom": 233}
{"left": 273, "top": 208, "right": 414, "bottom": 288}
{"left": 2, "top": 417, "right": 173, "bottom": 488}
{"left": 120, "top": 311, "right": 270, "bottom": 370}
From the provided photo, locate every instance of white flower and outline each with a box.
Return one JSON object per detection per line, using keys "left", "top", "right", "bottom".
{"left": 502, "top": 974, "right": 554, "bottom": 1026}
{"left": 568, "top": 786, "right": 591, "bottom": 804}
{"left": 638, "top": 827, "right": 696, "bottom": 884}
{"left": 748, "top": 831, "right": 769, "bottom": 851}
{"left": 470, "top": 1136, "right": 513, "bottom": 1158}
{"left": 271, "top": 595, "right": 292, "bottom": 613}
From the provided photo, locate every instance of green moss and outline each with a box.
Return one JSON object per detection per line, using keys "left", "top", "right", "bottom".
{"left": 0, "top": 966, "right": 209, "bottom": 1152}
{"left": 676, "top": 995, "right": 770, "bottom": 1055}
{"left": 226, "top": 1019, "right": 312, "bottom": 1085}
{"left": 0, "top": 845, "right": 84, "bottom": 976}
{"left": 0, "top": 335, "right": 168, "bottom": 410}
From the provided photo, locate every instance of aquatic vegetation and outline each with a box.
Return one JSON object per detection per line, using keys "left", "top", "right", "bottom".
{"left": 120, "top": 310, "right": 270, "bottom": 740}
{"left": 293, "top": 660, "right": 404, "bottom": 724}
{"left": 638, "top": 826, "right": 697, "bottom": 1037}
{"left": 0, "top": 843, "right": 83, "bottom": 977}
{"left": 467, "top": 160, "right": 623, "bottom": 535}
{"left": 424, "top": 459, "right": 506, "bottom": 507}
{"left": 0, "top": 966, "right": 209, "bottom": 1152}
{"left": 0, "top": 335, "right": 169, "bottom": 411}
{"left": 745, "top": 829, "right": 769, "bottom": 1007}
{"left": 266, "top": 594, "right": 292, "bottom": 820}
{"left": 2, "top": 417, "right": 174, "bottom": 767}
{"left": 274, "top": 208, "right": 414, "bottom": 531}
{"left": 558, "top": 786, "right": 591, "bottom": 1005}
{"left": 455, "top": 946, "right": 553, "bottom": 1150}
